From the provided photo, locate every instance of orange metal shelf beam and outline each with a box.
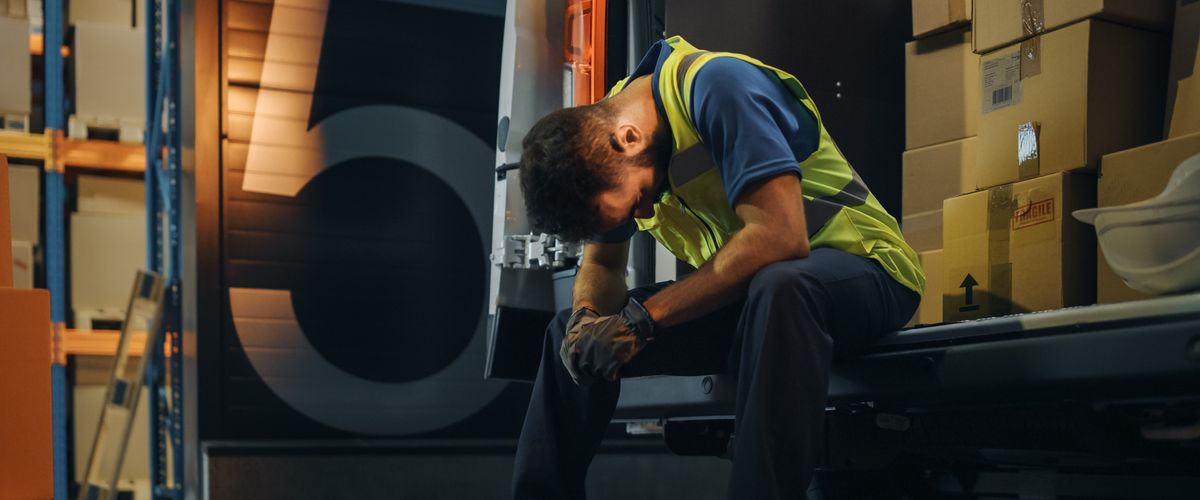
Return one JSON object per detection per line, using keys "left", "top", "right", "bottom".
{"left": 63, "top": 329, "right": 147, "bottom": 357}
{"left": 59, "top": 138, "right": 147, "bottom": 173}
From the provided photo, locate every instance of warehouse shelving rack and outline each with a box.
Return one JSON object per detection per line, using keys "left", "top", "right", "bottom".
{"left": 0, "top": 0, "right": 188, "bottom": 498}
{"left": 143, "top": 0, "right": 185, "bottom": 497}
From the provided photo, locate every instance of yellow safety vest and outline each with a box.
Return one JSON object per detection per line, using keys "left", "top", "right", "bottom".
{"left": 609, "top": 36, "right": 924, "bottom": 294}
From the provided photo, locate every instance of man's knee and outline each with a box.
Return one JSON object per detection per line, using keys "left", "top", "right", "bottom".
{"left": 547, "top": 308, "right": 573, "bottom": 344}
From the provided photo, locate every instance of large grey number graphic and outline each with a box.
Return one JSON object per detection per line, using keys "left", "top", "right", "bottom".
{"left": 229, "top": 0, "right": 504, "bottom": 435}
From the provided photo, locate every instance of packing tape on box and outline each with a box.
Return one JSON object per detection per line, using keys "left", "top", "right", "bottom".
{"left": 1019, "top": 38, "right": 1041, "bottom": 79}
{"left": 1017, "top": 121, "right": 1041, "bottom": 180}
{"left": 1021, "top": 0, "right": 1045, "bottom": 37}
{"left": 988, "top": 185, "right": 1015, "bottom": 316}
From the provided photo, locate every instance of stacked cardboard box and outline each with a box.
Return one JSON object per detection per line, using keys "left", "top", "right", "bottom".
{"left": 943, "top": 172, "right": 1097, "bottom": 321}
{"left": 1090, "top": 1, "right": 1200, "bottom": 304}
{"left": 69, "top": 0, "right": 146, "bottom": 142}
{"left": 1166, "top": 0, "right": 1200, "bottom": 139}
{"left": 1096, "top": 132, "right": 1200, "bottom": 304}
{"left": 940, "top": 2, "right": 1173, "bottom": 321}
{"left": 70, "top": 0, "right": 139, "bottom": 25}
{"left": 903, "top": 5, "right": 981, "bottom": 325}
{"left": 71, "top": 175, "right": 147, "bottom": 329}
{"left": 972, "top": 0, "right": 1173, "bottom": 55}
{"left": 0, "top": 16, "right": 31, "bottom": 123}
{"left": 9, "top": 164, "right": 38, "bottom": 287}
{"left": 911, "top": 249, "right": 943, "bottom": 326}
{"left": 1, "top": 0, "right": 29, "bottom": 17}
{"left": 974, "top": 19, "right": 1169, "bottom": 189}
{"left": 911, "top": 0, "right": 971, "bottom": 39}
{"left": 902, "top": 137, "right": 975, "bottom": 252}
{"left": 0, "top": 155, "right": 53, "bottom": 499}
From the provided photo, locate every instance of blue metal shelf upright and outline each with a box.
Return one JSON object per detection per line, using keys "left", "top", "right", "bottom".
{"left": 42, "top": 1, "right": 68, "bottom": 498}
{"left": 41, "top": 0, "right": 184, "bottom": 498}
{"left": 145, "top": 0, "right": 185, "bottom": 497}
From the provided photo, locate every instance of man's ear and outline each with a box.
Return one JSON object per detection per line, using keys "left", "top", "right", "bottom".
{"left": 612, "top": 124, "right": 643, "bottom": 156}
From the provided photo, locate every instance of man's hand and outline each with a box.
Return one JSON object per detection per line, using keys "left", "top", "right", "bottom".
{"left": 559, "top": 307, "right": 599, "bottom": 384}
{"left": 560, "top": 298, "right": 656, "bottom": 384}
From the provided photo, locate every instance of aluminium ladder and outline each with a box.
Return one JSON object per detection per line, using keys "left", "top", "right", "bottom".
{"left": 77, "top": 271, "right": 167, "bottom": 500}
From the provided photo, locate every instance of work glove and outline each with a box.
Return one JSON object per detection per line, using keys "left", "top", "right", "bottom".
{"left": 560, "top": 298, "right": 656, "bottom": 385}
{"left": 559, "top": 307, "right": 600, "bottom": 385}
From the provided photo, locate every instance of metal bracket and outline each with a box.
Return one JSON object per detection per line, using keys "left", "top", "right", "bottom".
{"left": 493, "top": 233, "right": 583, "bottom": 270}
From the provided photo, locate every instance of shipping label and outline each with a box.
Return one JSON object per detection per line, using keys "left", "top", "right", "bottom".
{"left": 982, "top": 51, "right": 1022, "bottom": 114}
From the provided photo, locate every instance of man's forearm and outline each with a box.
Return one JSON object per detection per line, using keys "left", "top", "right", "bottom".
{"left": 641, "top": 224, "right": 806, "bottom": 327}
{"left": 573, "top": 262, "right": 628, "bottom": 315}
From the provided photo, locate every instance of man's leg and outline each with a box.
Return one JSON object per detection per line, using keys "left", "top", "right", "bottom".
{"left": 513, "top": 282, "right": 741, "bottom": 500}
{"left": 511, "top": 307, "right": 621, "bottom": 500}
{"left": 726, "top": 248, "right": 920, "bottom": 500}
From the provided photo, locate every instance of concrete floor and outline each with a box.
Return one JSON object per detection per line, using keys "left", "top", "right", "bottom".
{"left": 206, "top": 441, "right": 732, "bottom": 500}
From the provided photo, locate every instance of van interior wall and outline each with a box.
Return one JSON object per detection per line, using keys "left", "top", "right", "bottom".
{"left": 665, "top": 0, "right": 910, "bottom": 217}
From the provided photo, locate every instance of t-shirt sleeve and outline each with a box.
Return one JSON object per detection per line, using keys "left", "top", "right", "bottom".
{"left": 689, "top": 57, "right": 820, "bottom": 205}
{"left": 588, "top": 218, "right": 637, "bottom": 243}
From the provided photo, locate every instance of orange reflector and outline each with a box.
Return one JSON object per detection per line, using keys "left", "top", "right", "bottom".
{"left": 29, "top": 33, "right": 70, "bottom": 57}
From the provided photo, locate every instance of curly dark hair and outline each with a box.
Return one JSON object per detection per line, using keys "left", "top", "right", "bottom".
{"left": 519, "top": 103, "right": 619, "bottom": 241}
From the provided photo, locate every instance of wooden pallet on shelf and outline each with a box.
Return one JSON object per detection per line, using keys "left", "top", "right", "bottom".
{"left": 64, "top": 329, "right": 148, "bottom": 357}
{"left": 0, "top": 130, "right": 50, "bottom": 161}
{"left": 0, "top": 131, "right": 148, "bottom": 172}
{"left": 59, "top": 137, "right": 147, "bottom": 173}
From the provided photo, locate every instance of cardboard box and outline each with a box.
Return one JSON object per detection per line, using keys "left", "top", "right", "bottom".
{"left": 909, "top": 249, "right": 944, "bottom": 327}
{"left": 7, "top": 0, "right": 28, "bottom": 18}
{"left": 69, "top": 0, "right": 138, "bottom": 26}
{"left": 10, "top": 163, "right": 39, "bottom": 244}
{"left": 1166, "top": 0, "right": 1200, "bottom": 138}
{"left": 906, "top": 28, "right": 979, "bottom": 149}
{"left": 972, "top": 0, "right": 1173, "bottom": 54}
{"left": 0, "top": 154, "right": 12, "bottom": 287}
{"left": 902, "top": 210, "right": 942, "bottom": 254}
{"left": 78, "top": 174, "right": 145, "bottom": 215}
{"left": 904, "top": 137, "right": 977, "bottom": 216}
{"left": 0, "top": 16, "right": 31, "bottom": 115}
{"left": 26, "top": 0, "right": 40, "bottom": 25}
{"left": 13, "top": 239, "right": 32, "bottom": 288}
{"left": 902, "top": 137, "right": 977, "bottom": 251}
{"left": 71, "top": 212, "right": 147, "bottom": 321}
{"left": 1096, "top": 132, "right": 1200, "bottom": 303}
{"left": 912, "top": 0, "right": 971, "bottom": 38}
{"left": 943, "top": 172, "right": 1096, "bottom": 322}
{"left": 0, "top": 287, "right": 52, "bottom": 499}
{"left": 75, "top": 21, "right": 146, "bottom": 125}
{"left": 976, "top": 20, "right": 1168, "bottom": 190}
{"left": 2, "top": 0, "right": 28, "bottom": 18}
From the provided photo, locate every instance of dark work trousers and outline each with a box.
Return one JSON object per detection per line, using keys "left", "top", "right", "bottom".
{"left": 512, "top": 247, "right": 921, "bottom": 500}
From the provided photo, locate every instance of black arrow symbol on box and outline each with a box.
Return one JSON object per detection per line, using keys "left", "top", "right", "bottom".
{"left": 959, "top": 274, "right": 980, "bottom": 312}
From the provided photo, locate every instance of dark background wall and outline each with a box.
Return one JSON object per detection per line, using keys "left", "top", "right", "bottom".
{"left": 666, "top": 0, "right": 910, "bottom": 216}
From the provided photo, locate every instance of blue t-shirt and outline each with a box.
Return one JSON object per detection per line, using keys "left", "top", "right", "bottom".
{"left": 592, "top": 42, "right": 819, "bottom": 243}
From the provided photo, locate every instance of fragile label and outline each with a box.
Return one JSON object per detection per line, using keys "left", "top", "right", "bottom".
{"left": 982, "top": 52, "right": 1023, "bottom": 114}
{"left": 1012, "top": 198, "right": 1054, "bottom": 230}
